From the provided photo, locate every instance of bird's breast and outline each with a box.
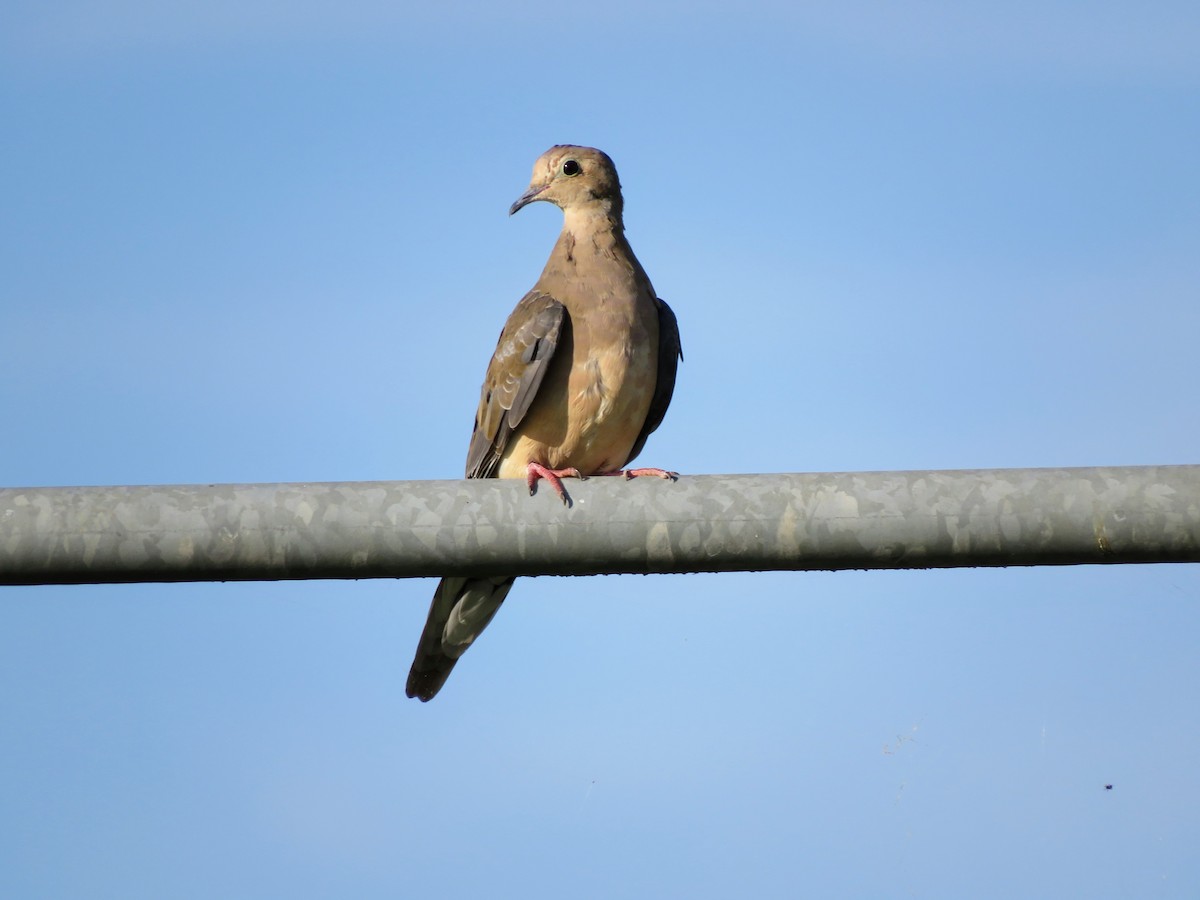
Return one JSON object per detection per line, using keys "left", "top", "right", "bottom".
{"left": 497, "top": 295, "right": 659, "bottom": 477}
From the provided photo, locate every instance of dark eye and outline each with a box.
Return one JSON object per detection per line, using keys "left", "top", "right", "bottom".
{"left": 561, "top": 159, "right": 581, "bottom": 176}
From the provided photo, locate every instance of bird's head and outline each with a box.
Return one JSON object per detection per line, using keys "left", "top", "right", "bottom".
{"left": 509, "top": 145, "right": 623, "bottom": 221}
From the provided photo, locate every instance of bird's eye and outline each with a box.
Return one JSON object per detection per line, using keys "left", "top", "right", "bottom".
{"left": 561, "top": 159, "right": 581, "bottom": 176}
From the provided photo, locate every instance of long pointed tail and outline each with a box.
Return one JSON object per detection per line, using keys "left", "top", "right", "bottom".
{"left": 405, "top": 576, "right": 516, "bottom": 701}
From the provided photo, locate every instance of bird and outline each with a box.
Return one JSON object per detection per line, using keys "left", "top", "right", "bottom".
{"left": 405, "top": 145, "right": 682, "bottom": 702}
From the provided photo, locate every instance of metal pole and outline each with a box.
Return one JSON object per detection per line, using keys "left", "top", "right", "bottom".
{"left": 1, "top": 466, "right": 1198, "bottom": 586}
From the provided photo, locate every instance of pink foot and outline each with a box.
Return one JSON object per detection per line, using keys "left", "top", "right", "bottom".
{"left": 526, "top": 462, "right": 585, "bottom": 505}
{"left": 598, "top": 467, "right": 679, "bottom": 481}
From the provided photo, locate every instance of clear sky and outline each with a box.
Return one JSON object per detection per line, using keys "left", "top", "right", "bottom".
{"left": 2, "top": 2, "right": 1199, "bottom": 897}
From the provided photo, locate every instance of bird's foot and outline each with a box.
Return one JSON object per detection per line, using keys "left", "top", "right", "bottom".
{"left": 526, "top": 462, "right": 585, "bottom": 505}
{"left": 598, "top": 467, "right": 679, "bottom": 481}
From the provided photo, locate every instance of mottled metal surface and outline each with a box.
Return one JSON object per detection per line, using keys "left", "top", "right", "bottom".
{"left": 1, "top": 466, "right": 1198, "bottom": 585}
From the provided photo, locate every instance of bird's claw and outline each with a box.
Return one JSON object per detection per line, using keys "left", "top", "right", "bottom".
{"left": 622, "top": 467, "right": 679, "bottom": 481}
{"left": 525, "top": 463, "right": 585, "bottom": 505}
{"left": 597, "top": 467, "right": 679, "bottom": 481}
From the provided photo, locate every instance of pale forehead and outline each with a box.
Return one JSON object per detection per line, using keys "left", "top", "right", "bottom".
{"left": 532, "top": 145, "right": 614, "bottom": 175}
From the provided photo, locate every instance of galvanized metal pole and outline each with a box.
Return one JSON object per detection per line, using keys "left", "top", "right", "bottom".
{"left": 1, "top": 466, "right": 1198, "bottom": 586}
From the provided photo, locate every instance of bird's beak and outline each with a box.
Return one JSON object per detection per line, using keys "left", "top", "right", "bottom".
{"left": 509, "top": 183, "right": 548, "bottom": 216}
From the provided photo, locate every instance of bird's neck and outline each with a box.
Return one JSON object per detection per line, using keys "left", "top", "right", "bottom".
{"left": 561, "top": 199, "right": 624, "bottom": 242}
{"left": 559, "top": 206, "right": 629, "bottom": 270}
{"left": 544, "top": 202, "right": 649, "bottom": 299}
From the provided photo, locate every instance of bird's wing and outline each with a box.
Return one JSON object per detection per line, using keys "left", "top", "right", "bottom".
{"left": 623, "top": 297, "right": 682, "bottom": 467}
{"left": 465, "top": 289, "right": 567, "bottom": 479}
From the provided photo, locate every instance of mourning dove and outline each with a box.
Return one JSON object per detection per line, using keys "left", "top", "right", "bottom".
{"left": 405, "top": 145, "right": 682, "bottom": 702}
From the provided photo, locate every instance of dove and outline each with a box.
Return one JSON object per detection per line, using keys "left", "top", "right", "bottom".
{"left": 406, "top": 146, "right": 681, "bottom": 701}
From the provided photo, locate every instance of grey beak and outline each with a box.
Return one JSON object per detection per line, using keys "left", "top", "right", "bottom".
{"left": 509, "top": 184, "right": 548, "bottom": 216}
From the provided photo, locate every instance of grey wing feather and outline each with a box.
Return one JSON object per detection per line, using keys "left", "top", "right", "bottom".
{"left": 465, "top": 290, "right": 566, "bottom": 479}
{"left": 623, "top": 297, "right": 682, "bottom": 467}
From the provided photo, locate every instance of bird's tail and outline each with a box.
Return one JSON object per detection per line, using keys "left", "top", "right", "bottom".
{"left": 405, "top": 575, "right": 516, "bottom": 701}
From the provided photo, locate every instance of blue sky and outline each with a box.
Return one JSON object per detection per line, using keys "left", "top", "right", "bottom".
{"left": 2, "top": 2, "right": 1199, "bottom": 897}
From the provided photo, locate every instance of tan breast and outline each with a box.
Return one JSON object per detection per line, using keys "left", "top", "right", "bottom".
{"left": 496, "top": 282, "right": 660, "bottom": 476}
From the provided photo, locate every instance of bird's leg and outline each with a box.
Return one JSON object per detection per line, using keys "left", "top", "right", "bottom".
{"left": 597, "top": 467, "right": 679, "bottom": 481}
{"left": 526, "top": 462, "right": 585, "bottom": 505}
